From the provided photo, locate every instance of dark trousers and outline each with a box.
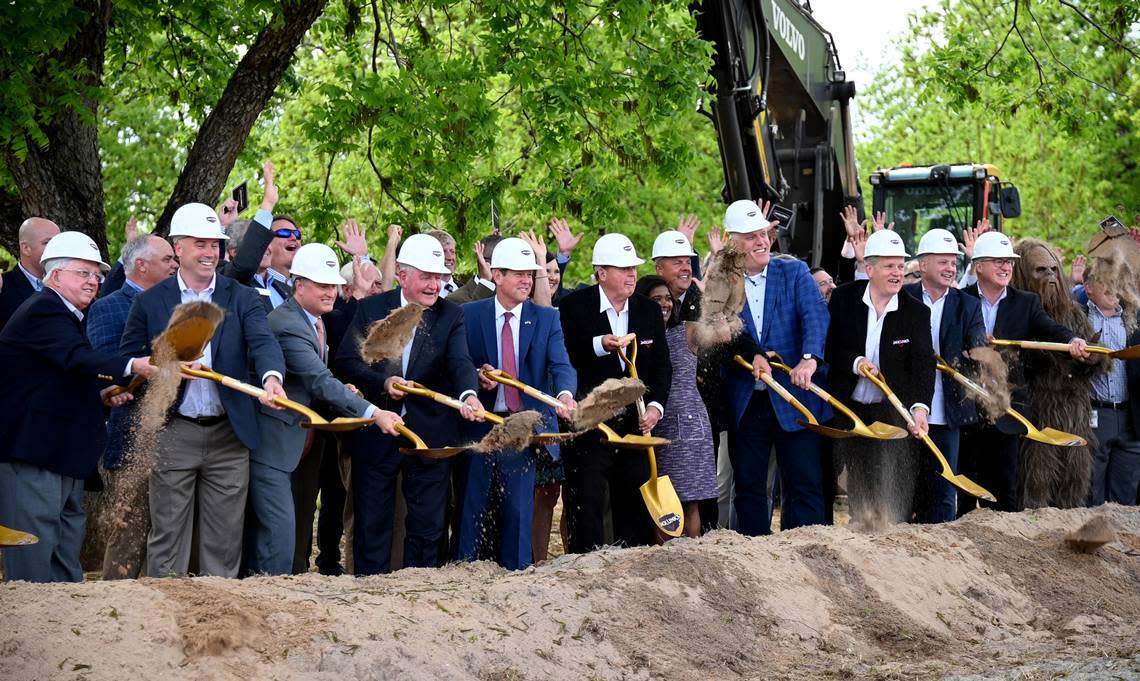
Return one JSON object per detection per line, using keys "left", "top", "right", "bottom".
{"left": 728, "top": 391, "right": 824, "bottom": 536}
{"left": 349, "top": 428, "right": 450, "bottom": 575}
{"left": 958, "top": 424, "right": 1020, "bottom": 515}
{"left": 1090, "top": 405, "right": 1140, "bottom": 506}
{"left": 315, "top": 435, "right": 348, "bottom": 575}
{"left": 563, "top": 433, "right": 652, "bottom": 552}
{"left": 290, "top": 436, "right": 324, "bottom": 574}
{"left": 914, "top": 425, "right": 959, "bottom": 523}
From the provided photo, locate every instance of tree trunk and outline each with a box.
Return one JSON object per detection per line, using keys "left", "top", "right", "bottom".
{"left": 2, "top": 0, "right": 111, "bottom": 255}
{"left": 153, "top": 0, "right": 330, "bottom": 235}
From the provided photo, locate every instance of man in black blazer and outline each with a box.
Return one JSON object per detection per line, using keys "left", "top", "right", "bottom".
{"left": 0, "top": 231, "right": 157, "bottom": 582}
{"left": 827, "top": 231, "right": 934, "bottom": 525}
{"left": 333, "top": 233, "right": 482, "bottom": 575}
{"left": 559, "top": 234, "right": 671, "bottom": 551}
{"left": 0, "top": 217, "right": 60, "bottom": 331}
{"left": 903, "top": 229, "right": 987, "bottom": 523}
{"left": 957, "top": 232, "right": 1089, "bottom": 514}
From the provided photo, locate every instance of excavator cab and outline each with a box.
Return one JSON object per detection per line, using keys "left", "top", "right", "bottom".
{"left": 869, "top": 163, "right": 1021, "bottom": 257}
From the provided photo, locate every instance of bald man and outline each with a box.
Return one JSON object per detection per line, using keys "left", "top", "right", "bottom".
{"left": 0, "top": 218, "right": 61, "bottom": 330}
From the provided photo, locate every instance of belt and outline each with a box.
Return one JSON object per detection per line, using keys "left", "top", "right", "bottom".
{"left": 1091, "top": 398, "right": 1129, "bottom": 410}
{"left": 175, "top": 413, "right": 228, "bottom": 427}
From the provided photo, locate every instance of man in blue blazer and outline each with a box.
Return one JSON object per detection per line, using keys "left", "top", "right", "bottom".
{"left": 120, "top": 203, "right": 287, "bottom": 578}
{"left": 903, "top": 229, "right": 987, "bottom": 523}
{"left": 459, "top": 238, "right": 576, "bottom": 569}
{"left": 0, "top": 231, "right": 157, "bottom": 582}
{"left": 721, "top": 200, "right": 831, "bottom": 536}
{"left": 333, "top": 233, "right": 482, "bottom": 575}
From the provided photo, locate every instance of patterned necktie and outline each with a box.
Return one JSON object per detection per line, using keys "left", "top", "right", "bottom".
{"left": 315, "top": 316, "right": 327, "bottom": 362}
{"left": 501, "top": 311, "right": 522, "bottom": 412}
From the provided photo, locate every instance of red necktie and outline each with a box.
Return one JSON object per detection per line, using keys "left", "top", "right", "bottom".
{"left": 501, "top": 311, "right": 522, "bottom": 412}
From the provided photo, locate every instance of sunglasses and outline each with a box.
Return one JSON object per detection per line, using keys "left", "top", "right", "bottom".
{"left": 273, "top": 228, "right": 302, "bottom": 239}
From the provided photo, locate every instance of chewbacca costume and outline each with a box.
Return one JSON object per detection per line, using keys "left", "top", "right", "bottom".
{"left": 1012, "top": 238, "right": 1104, "bottom": 509}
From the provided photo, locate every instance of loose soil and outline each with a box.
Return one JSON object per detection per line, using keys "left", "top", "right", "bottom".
{"left": 3, "top": 505, "right": 1138, "bottom": 680}
{"left": 571, "top": 378, "right": 646, "bottom": 430}
{"left": 471, "top": 411, "right": 545, "bottom": 453}
{"left": 360, "top": 304, "right": 424, "bottom": 364}
{"left": 962, "top": 346, "right": 1012, "bottom": 422}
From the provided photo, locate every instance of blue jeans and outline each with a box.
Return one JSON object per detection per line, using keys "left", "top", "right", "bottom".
{"left": 0, "top": 461, "right": 85, "bottom": 582}
{"left": 456, "top": 448, "right": 536, "bottom": 570}
{"left": 728, "top": 392, "right": 824, "bottom": 535}
{"left": 915, "top": 425, "right": 959, "bottom": 523}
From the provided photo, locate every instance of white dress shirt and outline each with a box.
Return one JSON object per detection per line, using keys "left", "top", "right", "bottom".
{"left": 744, "top": 268, "right": 768, "bottom": 391}
{"left": 396, "top": 293, "right": 475, "bottom": 411}
{"left": 921, "top": 286, "right": 948, "bottom": 425}
{"left": 852, "top": 286, "right": 896, "bottom": 405}
{"left": 439, "top": 277, "right": 457, "bottom": 298}
{"left": 979, "top": 286, "right": 1007, "bottom": 337}
{"left": 18, "top": 262, "right": 43, "bottom": 292}
{"left": 592, "top": 290, "right": 663, "bottom": 416}
{"left": 492, "top": 298, "right": 523, "bottom": 412}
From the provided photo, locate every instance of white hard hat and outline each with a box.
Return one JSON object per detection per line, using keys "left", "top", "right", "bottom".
{"left": 490, "top": 237, "right": 542, "bottom": 271}
{"left": 864, "top": 230, "right": 909, "bottom": 258}
{"left": 915, "top": 228, "right": 960, "bottom": 256}
{"left": 591, "top": 233, "right": 644, "bottom": 267}
{"left": 40, "top": 231, "right": 111, "bottom": 271}
{"left": 169, "top": 203, "right": 229, "bottom": 240}
{"left": 724, "top": 199, "right": 771, "bottom": 234}
{"left": 971, "top": 232, "right": 1020, "bottom": 260}
{"left": 651, "top": 230, "right": 697, "bottom": 259}
{"left": 290, "top": 243, "right": 346, "bottom": 285}
{"left": 397, "top": 233, "right": 451, "bottom": 274}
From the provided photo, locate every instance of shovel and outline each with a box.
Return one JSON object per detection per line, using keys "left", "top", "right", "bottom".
{"left": 0, "top": 524, "right": 38, "bottom": 548}
{"left": 858, "top": 365, "right": 996, "bottom": 502}
{"left": 935, "top": 356, "right": 1087, "bottom": 447}
{"left": 178, "top": 366, "right": 374, "bottom": 432}
{"left": 106, "top": 305, "right": 221, "bottom": 398}
{"left": 757, "top": 352, "right": 909, "bottom": 440}
{"left": 392, "top": 381, "right": 572, "bottom": 446}
{"left": 614, "top": 338, "right": 684, "bottom": 538}
{"left": 392, "top": 422, "right": 468, "bottom": 459}
{"left": 988, "top": 337, "right": 1140, "bottom": 360}
{"left": 481, "top": 368, "right": 667, "bottom": 449}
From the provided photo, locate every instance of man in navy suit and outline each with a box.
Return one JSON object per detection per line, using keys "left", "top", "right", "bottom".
{"left": 120, "top": 202, "right": 287, "bottom": 577}
{"left": 903, "top": 229, "right": 987, "bottom": 523}
{"left": 0, "top": 217, "right": 60, "bottom": 331}
{"left": 721, "top": 200, "right": 831, "bottom": 535}
{"left": 459, "top": 238, "right": 576, "bottom": 569}
{"left": 333, "top": 234, "right": 482, "bottom": 575}
{"left": 0, "top": 231, "right": 157, "bottom": 582}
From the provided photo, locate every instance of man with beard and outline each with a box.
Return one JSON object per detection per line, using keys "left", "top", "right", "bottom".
{"left": 1011, "top": 238, "right": 1102, "bottom": 509}
{"left": 958, "top": 233, "right": 1089, "bottom": 515}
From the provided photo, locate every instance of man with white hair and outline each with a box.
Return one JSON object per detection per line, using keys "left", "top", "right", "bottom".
{"left": 559, "top": 233, "right": 672, "bottom": 551}
{"left": 0, "top": 231, "right": 158, "bottom": 582}
{"left": 333, "top": 233, "right": 482, "bottom": 574}
{"left": 120, "top": 202, "right": 287, "bottom": 578}
{"left": 0, "top": 217, "right": 61, "bottom": 330}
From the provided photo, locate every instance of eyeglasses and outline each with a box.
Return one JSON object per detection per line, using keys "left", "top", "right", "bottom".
{"left": 904, "top": 272, "right": 922, "bottom": 281}
{"left": 61, "top": 268, "right": 106, "bottom": 283}
{"left": 273, "top": 228, "right": 302, "bottom": 239}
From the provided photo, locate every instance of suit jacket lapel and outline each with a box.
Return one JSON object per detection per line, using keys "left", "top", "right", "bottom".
{"left": 408, "top": 303, "right": 437, "bottom": 376}
{"left": 209, "top": 276, "right": 232, "bottom": 364}
{"left": 740, "top": 300, "right": 760, "bottom": 346}
{"left": 519, "top": 300, "right": 536, "bottom": 368}
{"left": 760, "top": 263, "right": 779, "bottom": 347}
{"left": 481, "top": 301, "right": 497, "bottom": 369}
{"left": 939, "top": 289, "right": 957, "bottom": 351}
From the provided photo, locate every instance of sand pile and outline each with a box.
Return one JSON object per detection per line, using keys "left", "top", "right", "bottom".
{"left": 2, "top": 506, "right": 1139, "bottom": 680}
{"left": 361, "top": 304, "right": 424, "bottom": 363}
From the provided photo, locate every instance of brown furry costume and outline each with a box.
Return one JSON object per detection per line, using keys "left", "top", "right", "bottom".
{"left": 1012, "top": 238, "right": 1104, "bottom": 509}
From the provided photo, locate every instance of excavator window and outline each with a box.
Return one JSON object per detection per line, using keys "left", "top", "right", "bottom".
{"left": 878, "top": 182, "right": 974, "bottom": 253}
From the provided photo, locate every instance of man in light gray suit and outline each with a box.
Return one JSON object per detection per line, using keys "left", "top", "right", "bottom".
{"left": 246, "top": 243, "right": 403, "bottom": 575}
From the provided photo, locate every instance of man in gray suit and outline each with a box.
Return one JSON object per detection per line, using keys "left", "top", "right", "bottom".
{"left": 246, "top": 243, "right": 403, "bottom": 575}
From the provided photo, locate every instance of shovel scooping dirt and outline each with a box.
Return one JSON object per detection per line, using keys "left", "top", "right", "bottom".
{"left": 360, "top": 304, "right": 424, "bottom": 364}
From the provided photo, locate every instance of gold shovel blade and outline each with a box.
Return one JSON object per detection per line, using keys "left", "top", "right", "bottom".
{"left": 398, "top": 446, "right": 468, "bottom": 459}
{"left": 0, "top": 525, "right": 39, "bottom": 547}
{"left": 302, "top": 417, "right": 375, "bottom": 432}
{"left": 603, "top": 433, "right": 672, "bottom": 449}
{"left": 530, "top": 432, "right": 581, "bottom": 445}
{"left": 641, "top": 475, "right": 684, "bottom": 537}
{"left": 1027, "top": 427, "right": 1087, "bottom": 447}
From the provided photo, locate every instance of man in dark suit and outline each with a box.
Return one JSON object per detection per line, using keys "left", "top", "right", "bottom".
{"left": 0, "top": 217, "right": 60, "bottom": 331}
{"left": 827, "top": 230, "right": 935, "bottom": 525}
{"left": 559, "top": 233, "right": 671, "bottom": 551}
{"left": 903, "top": 228, "right": 987, "bottom": 523}
{"left": 720, "top": 200, "right": 831, "bottom": 535}
{"left": 957, "top": 231, "right": 1089, "bottom": 514}
{"left": 333, "top": 233, "right": 482, "bottom": 575}
{"left": 246, "top": 244, "right": 402, "bottom": 575}
{"left": 459, "top": 237, "right": 577, "bottom": 569}
{"left": 120, "top": 202, "right": 287, "bottom": 578}
{"left": 0, "top": 231, "right": 157, "bottom": 582}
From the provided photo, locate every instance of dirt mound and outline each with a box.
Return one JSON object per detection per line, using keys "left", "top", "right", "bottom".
{"left": 2, "top": 506, "right": 1139, "bottom": 680}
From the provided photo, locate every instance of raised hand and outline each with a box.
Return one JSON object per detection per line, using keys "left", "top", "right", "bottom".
{"left": 961, "top": 218, "right": 992, "bottom": 259}
{"left": 350, "top": 257, "right": 379, "bottom": 300}
{"left": 336, "top": 218, "right": 369, "bottom": 258}
{"left": 548, "top": 217, "right": 582, "bottom": 257}
{"left": 218, "top": 199, "right": 238, "bottom": 228}
{"left": 1070, "top": 254, "right": 1086, "bottom": 285}
{"left": 871, "top": 210, "right": 895, "bottom": 232}
{"left": 708, "top": 228, "right": 725, "bottom": 255}
{"left": 474, "top": 240, "right": 491, "bottom": 280}
{"left": 676, "top": 213, "right": 699, "bottom": 244}
{"left": 520, "top": 229, "right": 548, "bottom": 265}
{"left": 260, "top": 160, "right": 278, "bottom": 212}
{"left": 839, "top": 205, "right": 863, "bottom": 240}
{"left": 387, "top": 222, "right": 403, "bottom": 245}
{"left": 125, "top": 215, "right": 139, "bottom": 241}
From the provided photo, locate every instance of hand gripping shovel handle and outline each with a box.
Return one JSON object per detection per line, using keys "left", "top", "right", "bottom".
{"left": 858, "top": 366, "right": 996, "bottom": 502}
{"left": 393, "top": 381, "right": 504, "bottom": 424}
{"left": 179, "top": 366, "right": 324, "bottom": 423}
{"left": 481, "top": 369, "right": 564, "bottom": 410}
{"left": 732, "top": 355, "right": 819, "bottom": 425}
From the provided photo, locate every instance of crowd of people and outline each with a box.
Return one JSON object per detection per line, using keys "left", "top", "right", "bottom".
{"left": 1, "top": 161, "right": 1138, "bottom": 584}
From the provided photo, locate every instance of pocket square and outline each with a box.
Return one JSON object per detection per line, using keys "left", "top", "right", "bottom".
{"left": 892, "top": 338, "right": 910, "bottom": 345}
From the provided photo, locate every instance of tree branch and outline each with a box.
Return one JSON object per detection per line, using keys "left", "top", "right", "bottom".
{"left": 1057, "top": 0, "right": 1140, "bottom": 60}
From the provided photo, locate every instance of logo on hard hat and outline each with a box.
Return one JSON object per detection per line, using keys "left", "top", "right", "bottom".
{"left": 206, "top": 216, "right": 217, "bottom": 223}
{"left": 942, "top": 237, "right": 952, "bottom": 242}
{"left": 521, "top": 249, "right": 532, "bottom": 256}
{"left": 674, "top": 239, "right": 684, "bottom": 245}
{"left": 1000, "top": 239, "right": 1010, "bottom": 246}
{"left": 325, "top": 260, "right": 336, "bottom": 267}
{"left": 746, "top": 211, "right": 757, "bottom": 217}
{"left": 623, "top": 245, "right": 632, "bottom": 251}
{"left": 890, "top": 238, "right": 900, "bottom": 244}
{"left": 433, "top": 250, "right": 442, "bottom": 257}
{"left": 89, "top": 243, "right": 98, "bottom": 251}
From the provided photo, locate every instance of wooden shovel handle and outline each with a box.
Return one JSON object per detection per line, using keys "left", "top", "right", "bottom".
{"left": 858, "top": 365, "right": 916, "bottom": 428}
{"left": 393, "top": 381, "right": 504, "bottom": 424}
{"left": 733, "top": 355, "right": 818, "bottom": 425}
{"left": 395, "top": 423, "right": 428, "bottom": 449}
{"left": 481, "top": 369, "right": 563, "bottom": 410}
{"left": 179, "top": 366, "right": 323, "bottom": 423}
